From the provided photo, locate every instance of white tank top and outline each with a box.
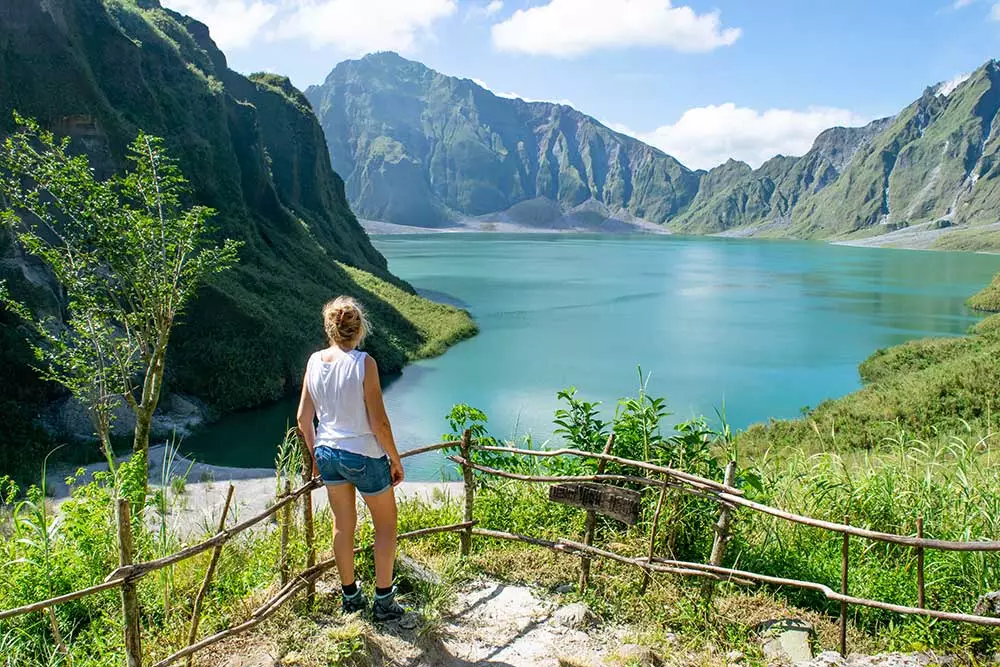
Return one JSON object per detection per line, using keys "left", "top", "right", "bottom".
{"left": 305, "top": 349, "right": 384, "bottom": 459}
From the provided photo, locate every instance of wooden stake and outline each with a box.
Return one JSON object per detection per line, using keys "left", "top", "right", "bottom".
{"left": 46, "top": 607, "right": 68, "bottom": 657}
{"left": 840, "top": 519, "right": 850, "bottom": 657}
{"left": 299, "top": 431, "right": 316, "bottom": 606}
{"left": 280, "top": 481, "right": 292, "bottom": 586}
{"left": 580, "top": 433, "right": 615, "bottom": 591}
{"left": 701, "top": 461, "right": 738, "bottom": 601}
{"left": 640, "top": 473, "right": 667, "bottom": 595}
{"left": 460, "top": 430, "right": 475, "bottom": 557}
{"left": 186, "top": 484, "right": 235, "bottom": 667}
{"left": 916, "top": 516, "right": 925, "bottom": 610}
{"left": 118, "top": 498, "right": 142, "bottom": 667}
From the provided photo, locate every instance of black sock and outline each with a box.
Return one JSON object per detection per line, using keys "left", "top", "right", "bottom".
{"left": 342, "top": 582, "right": 358, "bottom": 596}
{"left": 375, "top": 585, "right": 393, "bottom": 597}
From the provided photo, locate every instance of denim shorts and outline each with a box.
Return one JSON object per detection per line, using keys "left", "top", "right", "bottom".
{"left": 313, "top": 446, "right": 392, "bottom": 497}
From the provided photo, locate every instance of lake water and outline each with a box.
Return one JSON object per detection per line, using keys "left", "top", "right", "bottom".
{"left": 180, "top": 234, "right": 1000, "bottom": 481}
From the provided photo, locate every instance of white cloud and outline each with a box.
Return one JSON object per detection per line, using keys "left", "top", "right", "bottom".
{"left": 937, "top": 72, "right": 971, "bottom": 96}
{"left": 466, "top": 0, "right": 503, "bottom": 21}
{"left": 491, "top": 0, "right": 741, "bottom": 57}
{"left": 991, "top": 1, "right": 1000, "bottom": 19}
{"left": 470, "top": 78, "right": 574, "bottom": 107}
{"left": 612, "top": 104, "right": 870, "bottom": 170}
{"left": 953, "top": 0, "right": 975, "bottom": 8}
{"left": 270, "top": 0, "right": 456, "bottom": 52}
{"left": 162, "top": 0, "right": 278, "bottom": 50}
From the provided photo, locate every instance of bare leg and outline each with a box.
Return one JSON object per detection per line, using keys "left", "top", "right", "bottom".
{"left": 361, "top": 488, "right": 398, "bottom": 589}
{"left": 326, "top": 484, "right": 358, "bottom": 586}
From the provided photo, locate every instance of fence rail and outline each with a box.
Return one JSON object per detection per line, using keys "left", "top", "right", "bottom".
{"left": 2, "top": 431, "right": 999, "bottom": 665}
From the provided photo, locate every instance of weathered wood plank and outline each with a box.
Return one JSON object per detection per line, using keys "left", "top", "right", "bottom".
{"left": 549, "top": 482, "right": 641, "bottom": 525}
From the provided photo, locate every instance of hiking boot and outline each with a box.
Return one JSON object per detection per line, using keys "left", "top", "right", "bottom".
{"left": 372, "top": 586, "right": 406, "bottom": 623}
{"left": 342, "top": 586, "right": 368, "bottom": 615}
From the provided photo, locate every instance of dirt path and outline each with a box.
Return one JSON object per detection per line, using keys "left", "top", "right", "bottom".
{"left": 217, "top": 579, "right": 642, "bottom": 667}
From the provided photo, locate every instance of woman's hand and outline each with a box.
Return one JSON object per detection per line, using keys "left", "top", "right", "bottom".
{"left": 389, "top": 456, "right": 405, "bottom": 487}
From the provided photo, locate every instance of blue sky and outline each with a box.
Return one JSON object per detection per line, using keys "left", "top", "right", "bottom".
{"left": 162, "top": 0, "right": 998, "bottom": 170}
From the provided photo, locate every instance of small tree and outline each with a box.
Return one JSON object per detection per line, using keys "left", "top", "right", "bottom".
{"left": 0, "top": 113, "right": 241, "bottom": 496}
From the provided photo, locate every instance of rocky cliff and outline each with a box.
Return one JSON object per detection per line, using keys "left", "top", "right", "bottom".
{"left": 305, "top": 52, "right": 702, "bottom": 228}
{"left": 307, "top": 54, "right": 1000, "bottom": 246}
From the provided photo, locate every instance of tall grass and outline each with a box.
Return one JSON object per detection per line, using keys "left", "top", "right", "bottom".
{"left": 734, "top": 427, "right": 1000, "bottom": 650}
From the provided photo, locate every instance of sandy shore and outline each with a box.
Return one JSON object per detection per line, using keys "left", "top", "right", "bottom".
{"left": 832, "top": 221, "right": 1000, "bottom": 251}
{"left": 48, "top": 445, "right": 463, "bottom": 538}
{"left": 360, "top": 216, "right": 669, "bottom": 236}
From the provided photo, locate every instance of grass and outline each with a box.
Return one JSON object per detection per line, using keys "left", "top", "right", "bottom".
{"left": 968, "top": 271, "right": 1000, "bottom": 312}
{"left": 933, "top": 229, "right": 1000, "bottom": 253}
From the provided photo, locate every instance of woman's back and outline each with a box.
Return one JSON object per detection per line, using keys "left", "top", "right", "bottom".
{"left": 306, "top": 348, "right": 383, "bottom": 458}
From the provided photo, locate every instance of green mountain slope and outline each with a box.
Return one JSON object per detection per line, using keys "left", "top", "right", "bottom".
{"left": 309, "top": 54, "right": 1000, "bottom": 247}
{"left": 305, "top": 52, "right": 702, "bottom": 228}
{"left": 671, "top": 119, "right": 893, "bottom": 234}
{"left": 0, "top": 0, "right": 475, "bottom": 469}
{"left": 792, "top": 63, "right": 1000, "bottom": 238}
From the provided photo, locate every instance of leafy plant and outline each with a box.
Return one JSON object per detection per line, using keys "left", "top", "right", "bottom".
{"left": 0, "top": 113, "right": 242, "bottom": 498}
{"left": 612, "top": 367, "right": 671, "bottom": 465}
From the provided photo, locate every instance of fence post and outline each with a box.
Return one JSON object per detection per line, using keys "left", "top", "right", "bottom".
{"left": 579, "top": 433, "right": 615, "bottom": 591}
{"left": 701, "top": 460, "right": 738, "bottom": 601}
{"left": 640, "top": 474, "right": 668, "bottom": 595}
{"left": 298, "top": 431, "right": 316, "bottom": 606}
{"left": 280, "top": 481, "right": 292, "bottom": 586}
{"left": 916, "top": 516, "right": 925, "bottom": 609}
{"left": 186, "top": 484, "right": 235, "bottom": 667}
{"left": 840, "top": 518, "right": 850, "bottom": 656}
{"left": 460, "top": 429, "right": 474, "bottom": 557}
{"left": 117, "top": 498, "right": 142, "bottom": 667}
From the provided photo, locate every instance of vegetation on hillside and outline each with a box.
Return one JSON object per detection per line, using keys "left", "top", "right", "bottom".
{"left": 968, "top": 271, "right": 1000, "bottom": 312}
{"left": 1, "top": 116, "right": 242, "bottom": 496}
{"left": 0, "top": 0, "right": 476, "bottom": 483}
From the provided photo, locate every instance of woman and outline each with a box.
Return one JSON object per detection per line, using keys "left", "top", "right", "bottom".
{"left": 297, "top": 296, "right": 407, "bottom": 622}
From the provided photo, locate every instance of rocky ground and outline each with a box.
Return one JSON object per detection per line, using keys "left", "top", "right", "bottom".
{"left": 831, "top": 221, "right": 1000, "bottom": 251}
{"left": 209, "top": 577, "right": 970, "bottom": 667}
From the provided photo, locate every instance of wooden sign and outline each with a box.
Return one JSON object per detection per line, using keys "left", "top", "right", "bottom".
{"left": 549, "top": 483, "right": 641, "bottom": 525}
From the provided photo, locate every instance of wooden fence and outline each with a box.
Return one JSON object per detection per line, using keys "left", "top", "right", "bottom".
{"left": 2, "top": 431, "right": 1000, "bottom": 666}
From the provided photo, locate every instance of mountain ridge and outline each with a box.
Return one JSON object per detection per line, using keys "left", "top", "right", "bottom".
{"left": 307, "top": 52, "right": 1000, "bottom": 248}
{"left": 305, "top": 51, "right": 703, "bottom": 229}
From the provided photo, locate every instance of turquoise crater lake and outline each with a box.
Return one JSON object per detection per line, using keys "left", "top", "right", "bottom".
{"left": 181, "top": 234, "right": 1000, "bottom": 481}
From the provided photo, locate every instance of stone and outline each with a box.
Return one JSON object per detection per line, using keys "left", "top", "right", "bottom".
{"left": 553, "top": 602, "right": 599, "bottom": 630}
{"left": 758, "top": 619, "right": 813, "bottom": 665}
{"left": 975, "top": 591, "right": 1000, "bottom": 617}
{"left": 727, "top": 650, "right": 746, "bottom": 663}
{"left": 555, "top": 582, "right": 576, "bottom": 594}
{"left": 222, "top": 653, "right": 278, "bottom": 667}
{"left": 398, "top": 554, "right": 442, "bottom": 586}
{"left": 799, "top": 651, "right": 845, "bottom": 667}
{"left": 614, "top": 644, "right": 663, "bottom": 667}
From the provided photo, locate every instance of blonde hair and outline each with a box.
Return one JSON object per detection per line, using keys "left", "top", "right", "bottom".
{"left": 322, "top": 296, "right": 370, "bottom": 348}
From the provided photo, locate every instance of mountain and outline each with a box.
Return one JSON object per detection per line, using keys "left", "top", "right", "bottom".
{"left": 308, "top": 54, "right": 1000, "bottom": 247}
{"left": 0, "top": 0, "right": 474, "bottom": 471}
{"left": 790, "top": 64, "right": 1000, "bottom": 238}
{"left": 671, "top": 118, "right": 895, "bottom": 235}
{"left": 305, "top": 52, "right": 702, "bottom": 229}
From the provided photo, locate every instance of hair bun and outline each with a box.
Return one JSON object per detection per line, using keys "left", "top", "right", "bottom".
{"left": 322, "top": 296, "right": 370, "bottom": 348}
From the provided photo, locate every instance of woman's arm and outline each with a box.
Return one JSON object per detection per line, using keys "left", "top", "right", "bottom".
{"left": 363, "top": 354, "right": 404, "bottom": 486}
{"left": 296, "top": 366, "right": 319, "bottom": 479}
